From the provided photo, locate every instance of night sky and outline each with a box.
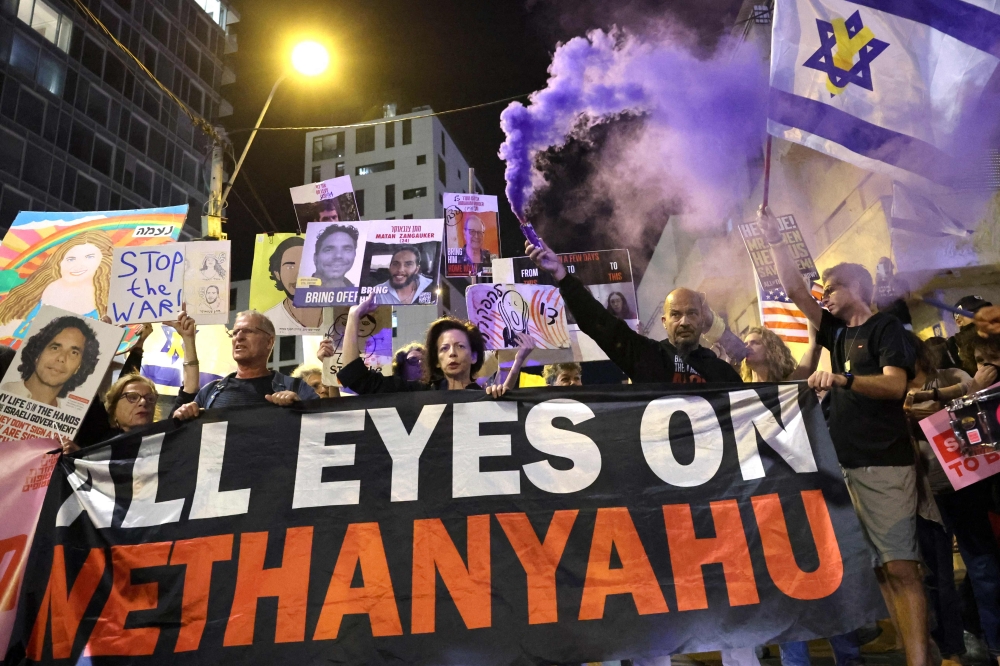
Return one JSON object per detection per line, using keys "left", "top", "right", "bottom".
{"left": 221, "top": 0, "right": 743, "bottom": 280}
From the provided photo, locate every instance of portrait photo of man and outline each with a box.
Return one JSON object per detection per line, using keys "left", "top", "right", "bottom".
{"left": 198, "top": 285, "right": 223, "bottom": 314}
{"left": 312, "top": 224, "right": 359, "bottom": 288}
{"left": 263, "top": 235, "right": 327, "bottom": 333}
{"left": 373, "top": 246, "right": 435, "bottom": 305}
{"left": 1, "top": 315, "right": 101, "bottom": 408}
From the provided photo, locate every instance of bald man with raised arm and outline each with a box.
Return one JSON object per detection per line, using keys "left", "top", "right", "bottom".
{"left": 526, "top": 241, "right": 741, "bottom": 384}
{"left": 758, "top": 206, "right": 935, "bottom": 666}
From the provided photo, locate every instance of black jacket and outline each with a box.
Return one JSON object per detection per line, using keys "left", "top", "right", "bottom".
{"left": 558, "top": 274, "right": 742, "bottom": 384}
{"left": 338, "top": 357, "right": 479, "bottom": 394}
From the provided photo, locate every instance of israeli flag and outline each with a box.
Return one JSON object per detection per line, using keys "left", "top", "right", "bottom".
{"left": 769, "top": 0, "right": 1000, "bottom": 185}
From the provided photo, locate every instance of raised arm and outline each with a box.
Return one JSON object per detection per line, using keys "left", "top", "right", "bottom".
{"left": 757, "top": 206, "right": 824, "bottom": 328}
{"left": 169, "top": 312, "right": 201, "bottom": 395}
{"left": 788, "top": 323, "right": 822, "bottom": 381}
{"left": 341, "top": 293, "right": 378, "bottom": 368}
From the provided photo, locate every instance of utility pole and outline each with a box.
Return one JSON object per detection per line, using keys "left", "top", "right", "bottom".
{"left": 203, "top": 126, "right": 227, "bottom": 239}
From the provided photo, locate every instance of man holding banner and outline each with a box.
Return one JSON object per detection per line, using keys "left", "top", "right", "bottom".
{"left": 758, "top": 206, "right": 933, "bottom": 666}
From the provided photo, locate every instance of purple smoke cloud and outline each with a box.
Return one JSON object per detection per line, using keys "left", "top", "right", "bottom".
{"left": 499, "top": 28, "right": 768, "bottom": 224}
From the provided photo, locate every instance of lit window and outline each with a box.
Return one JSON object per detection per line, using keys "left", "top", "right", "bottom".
{"left": 402, "top": 187, "right": 426, "bottom": 200}
{"left": 17, "top": 0, "right": 73, "bottom": 52}
{"left": 192, "top": 0, "right": 227, "bottom": 27}
{"left": 355, "top": 160, "right": 394, "bottom": 176}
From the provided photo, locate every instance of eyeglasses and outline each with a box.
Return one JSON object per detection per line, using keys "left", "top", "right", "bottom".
{"left": 226, "top": 326, "right": 271, "bottom": 339}
{"left": 405, "top": 356, "right": 422, "bottom": 366}
{"left": 122, "top": 391, "right": 157, "bottom": 405}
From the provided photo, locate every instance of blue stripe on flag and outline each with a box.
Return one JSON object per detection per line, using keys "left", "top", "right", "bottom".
{"left": 768, "top": 87, "right": 954, "bottom": 183}
{"left": 848, "top": 0, "right": 1000, "bottom": 57}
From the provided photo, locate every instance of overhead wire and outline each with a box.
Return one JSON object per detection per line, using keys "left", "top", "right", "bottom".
{"left": 227, "top": 187, "right": 269, "bottom": 235}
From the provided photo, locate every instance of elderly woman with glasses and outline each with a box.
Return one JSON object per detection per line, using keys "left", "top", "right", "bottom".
{"left": 103, "top": 374, "right": 160, "bottom": 436}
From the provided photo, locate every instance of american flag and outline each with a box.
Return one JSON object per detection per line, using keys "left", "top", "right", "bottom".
{"left": 758, "top": 281, "right": 823, "bottom": 344}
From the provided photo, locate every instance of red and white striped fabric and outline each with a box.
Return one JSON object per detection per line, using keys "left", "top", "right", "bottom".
{"left": 757, "top": 282, "right": 824, "bottom": 344}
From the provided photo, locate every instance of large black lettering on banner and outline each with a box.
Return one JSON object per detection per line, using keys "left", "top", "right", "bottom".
{"left": 6, "top": 384, "right": 885, "bottom": 665}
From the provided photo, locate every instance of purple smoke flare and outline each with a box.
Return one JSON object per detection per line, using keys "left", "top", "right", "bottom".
{"left": 499, "top": 28, "right": 768, "bottom": 226}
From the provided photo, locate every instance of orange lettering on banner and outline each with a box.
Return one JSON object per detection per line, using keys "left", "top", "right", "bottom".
{"left": 223, "top": 527, "right": 313, "bottom": 646}
{"left": 411, "top": 515, "right": 491, "bottom": 634}
{"left": 313, "top": 522, "right": 402, "bottom": 640}
{"left": 496, "top": 510, "right": 578, "bottom": 625}
{"left": 751, "top": 491, "right": 843, "bottom": 600}
{"left": 663, "top": 501, "right": 759, "bottom": 611}
{"left": 26, "top": 546, "right": 105, "bottom": 660}
{"left": 0, "top": 534, "right": 28, "bottom": 611}
{"left": 89, "top": 542, "right": 172, "bottom": 656}
{"left": 578, "top": 507, "right": 668, "bottom": 620}
{"left": 169, "top": 534, "right": 234, "bottom": 652}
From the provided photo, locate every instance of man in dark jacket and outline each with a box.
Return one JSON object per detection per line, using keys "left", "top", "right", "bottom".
{"left": 947, "top": 295, "right": 991, "bottom": 375}
{"left": 526, "top": 241, "right": 741, "bottom": 384}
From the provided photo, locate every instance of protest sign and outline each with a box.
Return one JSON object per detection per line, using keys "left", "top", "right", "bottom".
{"left": 0, "top": 306, "right": 123, "bottom": 441}
{"left": 467, "top": 283, "right": 570, "bottom": 350}
{"left": 7, "top": 384, "right": 884, "bottom": 665}
{"left": 108, "top": 244, "right": 186, "bottom": 324}
{"left": 320, "top": 306, "right": 393, "bottom": 387}
{"left": 359, "top": 219, "right": 443, "bottom": 306}
{"left": 918, "top": 408, "right": 1000, "bottom": 490}
{"left": 0, "top": 439, "right": 58, "bottom": 656}
{"left": 184, "top": 241, "right": 231, "bottom": 325}
{"left": 0, "top": 206, "right": 185, "bottom": 352}
{"left": 444, "top": 193, "right": 499, "bottom": 278}
{"left": 493, "top": 249, "right": 638, "bottom": 362}
{"left": 294, "top": 221, "right": 368, "bottom": 307}
{"left": 250, "top": 234, "right": 332, "bottom": 336}
{"left": 289, "top": 176, "right": 360, "bottom": 230}
{"left": 139, "top": 323, "right": 237, "bottom": 397}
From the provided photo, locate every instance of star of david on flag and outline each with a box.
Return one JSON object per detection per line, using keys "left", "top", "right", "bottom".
{"left": 768, "top": 0, "right": 1000, "bottom": 185}
{"left": 802, "top": 10, "right": 889, "bottom": 96}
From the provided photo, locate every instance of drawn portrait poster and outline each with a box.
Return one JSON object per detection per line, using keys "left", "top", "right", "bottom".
{"left": 289, "top": 175, "right": 360, "bottom": 229}
{"left": 0, "top": 206, "right": 186, "bottom": 352}
{"left": 294, "top": 221, "right": 368, "bottom": 308}
{"left": 184, "top": 240, "right": 231, "bottom": 325}
{"left": 319, "top": 306, "right": 393, "bottom": 387}
{"left": 359, "top": 219, "right": 443, "bottom": 306}
{"left": 0, "top": 305, "right": 123, "bottom": 441}
{"left": 443, "top": 193, "right": 499, "bottom": 278}
{"left": 492, "top": 248, "right": 637, "bottom": 362}
{"left": 249, "top": 234, "right": 332, "bottom": 336}
{"left": 466, "top": 283, "right": 570, "bottom": 350}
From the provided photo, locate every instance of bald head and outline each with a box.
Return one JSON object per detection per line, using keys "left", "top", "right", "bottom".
{"left": 662, "top": 288, "right": 708, "bottom": 352}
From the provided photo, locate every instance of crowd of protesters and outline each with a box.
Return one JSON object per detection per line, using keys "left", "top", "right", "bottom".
{"left": 23, "top": 206, "right": 999, "bottom": 666}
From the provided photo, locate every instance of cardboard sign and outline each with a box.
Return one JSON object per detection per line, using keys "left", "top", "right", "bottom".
{"left": 249, "top": 233, "right": 332, "bottom": 336}
{"left": 492, "top": 249, "right": 637, "bottom": 362}
{"left": 294, "top": 221, "right": 368, "bottom": 307}
{"left": 467, "top": 283, "right": 570, "bottom": 350}
{"left": 0, "top": 206, "right": 185, "bottom": 352}
{"left": 0, "top": 306, "right": 124, "bottom": 441}
{"left": 444, "top": 193, "right": 499, "bottom": 278}
{"left": 320, "top": 306, "right": 393, "bottom": 387}
{"left": 109, "top": 243, "right": 186, "bottom": 324}
{"left": 737, "top": 214, "right": 819, "bottom": 292}
{"left": 359, "top": 219, "right": 443, "bottom": 306}
{"left": 289, "top": 175, "right": 361, "bottom": 229}
{"left": 919, "top": 407, "right": 1000, "bottom": 490}
{"left": 184, "top": 240, "right": 231, "bottom": 325}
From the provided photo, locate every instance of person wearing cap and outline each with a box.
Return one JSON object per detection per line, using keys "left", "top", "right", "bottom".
{"left": 947, "top": 295, "right": 992, "bottom": 376}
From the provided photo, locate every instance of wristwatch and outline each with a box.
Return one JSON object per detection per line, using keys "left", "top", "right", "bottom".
{"left": 843, "top": 372, "right": 855, "bottom": 390}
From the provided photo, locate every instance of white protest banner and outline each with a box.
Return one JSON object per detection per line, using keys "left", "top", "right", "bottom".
{"left": 320, "top": 306, "right": 393, "bottom": 387}
{"left": 467, "top": 283, "right": 570, "bottom": 350}
{"left": 109, "top": 243, "right": 185, "bottom": 324}
{"left": 359, "top": 219, "right": 444, "bottom": 306}
{"left": 184, "top": 240, "right": 231, "bottom": 325}
{"left": 444, "top": 193, "right": 498, "bottom": 278}
{"left": 0, "top": 306, "right": 123, "bottom": 441}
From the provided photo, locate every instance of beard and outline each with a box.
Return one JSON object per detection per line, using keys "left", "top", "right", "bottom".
{"left": 391, "top": 272, "right": 419, "bottom": 289}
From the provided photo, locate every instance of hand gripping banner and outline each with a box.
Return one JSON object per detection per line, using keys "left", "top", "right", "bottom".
{"left": 5, "top": 384, "right": 885, "bottom": 665}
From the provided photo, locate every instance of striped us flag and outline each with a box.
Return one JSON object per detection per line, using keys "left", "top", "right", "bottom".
{"left": 758, "top": 281, "right": 823, "bottom": 344}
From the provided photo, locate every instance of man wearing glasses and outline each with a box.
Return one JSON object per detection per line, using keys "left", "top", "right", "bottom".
{"left": 171, "top": 310, "right": 317, "bottom": 419}
{"left": 459, "top": 214, "right": 492, "bottom": 276}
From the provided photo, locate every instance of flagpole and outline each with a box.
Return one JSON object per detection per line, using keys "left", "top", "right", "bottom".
{"left": 762, "top": 135, "right": 773, "bottom": 208}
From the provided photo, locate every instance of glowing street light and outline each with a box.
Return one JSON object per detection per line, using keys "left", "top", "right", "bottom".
{"left": 291, "top": 40, "right": 330, "bottom": 77}
{"left": 221, "top": 39, "right": 333, "bottom": 207}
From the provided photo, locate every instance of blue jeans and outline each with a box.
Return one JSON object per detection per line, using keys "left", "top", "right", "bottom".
{"left": 779, "top": 631, "right": 862, "bottom": 666}
{"left": 936, "top": 479, "right": 1000, "bottom": 657}
{"left": 917, "top": 515, "right": 966, "bottom": 656}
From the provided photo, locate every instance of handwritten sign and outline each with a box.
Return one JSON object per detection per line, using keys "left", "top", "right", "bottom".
{"left": 919, "top": 406, "right": 1000, "bottom": 490}
{"left": 320, "top": 306, "right": 393, "bottom": 387}
{"left": 109, "top": 243, "right": 185, "bottom": 324}
{"left": 467, "top": 283, "right": 570, "bottom": 350}
{"left": 184, "top": 240, "right": 231, "bottom": 325}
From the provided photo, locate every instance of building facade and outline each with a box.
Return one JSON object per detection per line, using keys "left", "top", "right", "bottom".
{"left": 0, "top": 0, "right": 237, "bottom": 231}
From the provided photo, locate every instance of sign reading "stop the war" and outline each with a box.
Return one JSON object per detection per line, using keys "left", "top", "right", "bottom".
{"left": 109, "top": 244, "right": 186, "bottom": 324}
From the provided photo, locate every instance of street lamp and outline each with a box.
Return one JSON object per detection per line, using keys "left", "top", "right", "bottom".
{"left": 218, "top": 40, "right": 330, "bottom": 209}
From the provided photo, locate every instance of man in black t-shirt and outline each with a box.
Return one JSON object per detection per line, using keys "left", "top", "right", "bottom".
{"left": 759, "top": 207, "right": 933, "bottom": 666}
